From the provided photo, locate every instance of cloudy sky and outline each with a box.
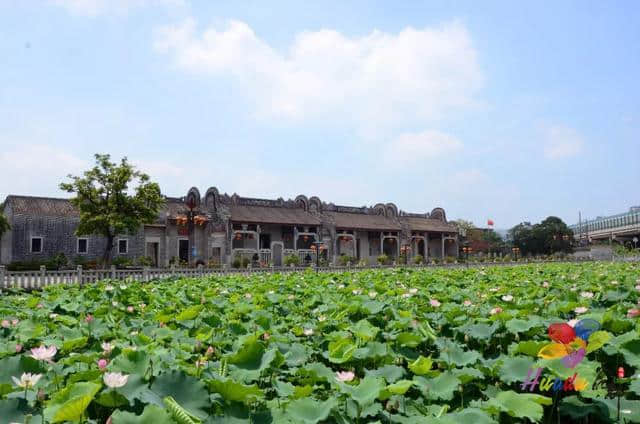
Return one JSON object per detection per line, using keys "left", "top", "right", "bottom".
{"left": 1, "top": 1, "right": 638, "bottom": 228}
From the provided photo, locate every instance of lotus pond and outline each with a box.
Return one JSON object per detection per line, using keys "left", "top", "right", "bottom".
{"left": 1, "top": 262, "right": 640, "bottom": 423}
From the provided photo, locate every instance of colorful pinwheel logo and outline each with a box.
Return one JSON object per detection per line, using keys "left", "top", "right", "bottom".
{"left": 538, "top": 319, "right": 600, "bottom": 369}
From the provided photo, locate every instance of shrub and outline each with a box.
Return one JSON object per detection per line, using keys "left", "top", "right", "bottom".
{"left": 445, "top": 256, "right": 456, "bottom": 264}
{"left": 112, "top": 256, "right": 133, "bottom": 269}
{"left": 232, "top": 256, "right": 250, "bottom": 269}
{"left": 136, "top": 256, "right": 154, "bottom": 267}
{"left": 413, "top": 255, "right": 424, "bottom": 265}
{"left": 45, "top": 253, "right": 68, "bottom": 270}
{"left": 338, "top": 255, "right": 356, "bottom": 266}
{"left": 358, "top": 259, "right": 368, "bottom": 267}
{"left": 284, "top": 254, "right": 300, "bottom": 267}
{"left": 377, "top": 254, "right": 389, "bottom": 265}
{"left": 208, "top": 259, "right": 221, "bottom": 268}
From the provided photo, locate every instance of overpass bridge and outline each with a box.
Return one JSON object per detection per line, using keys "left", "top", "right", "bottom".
{"left": 570, "top": 206, "right": 640, "bottom": 247}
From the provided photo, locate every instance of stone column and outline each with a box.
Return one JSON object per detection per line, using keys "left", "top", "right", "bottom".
{"left": 0, "top": 265, "right": 5, "bottom": 289}
{"left": 425, "top": 233, "right": 429, "bottom": 260}
{"left": 441, "top": 234, "right": 445, "bottom": 260}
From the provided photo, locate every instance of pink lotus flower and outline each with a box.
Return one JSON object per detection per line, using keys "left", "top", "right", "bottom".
{"left": 262, "top": 332, "right": 270, "bottom": 340}
{"left": 15, "top": 344, "right": 22, "bottom": 353}
{"left": 85, "top": 315, "right": 94, "bottom": 323}
{"left": 336, "top": 371, "right": 355, "bottom": 382}
{"left": 98, "top": 359, "right": 108, "bottom": 370}
{"left": 567, "top": 319, "right": 579, "bottom": 327}
{"left": 490, "top": 307, "right": 503, "bottom": 315}
{"left": 127, "top": 306, "right": 134, "bottom": 313}
{"left": 580, "top": 291, "right": 594, "bottom": 299}
{"left": 11, "top": 319, "right": 19, "bottom": 326}
{"left": 574, "top": 306, "right": 589, "bottom": 315}
{"left": 36, "top": 304, "right": 43, "bottom": 309}
{"left": 1, "top": 320, "right": 9, "bottom": 328}
{"left": 635, "top": 284, "right": 640, "bottom": 291}
{"left": 195, "top": 359, "right": 207, "bottom": 368}
{"left": 627, "top": 308, "right": 640, "bottom": 319}
{"left": 463, "top": 300, "right": 473, "bottom": 306}
{"left": 542, "top": 281, "right": 550, "bottom": 288}
{"left": 429, "top": 299, "right": 441, "bottom": 307}
{"left": 206, "top": 346, "right": 215, "bottom": 356}
{"left": 30, "top": 345, "right": 57, "bottom": 362}
{"left": 139, "top": 303, "right": 146, "bottom": 309}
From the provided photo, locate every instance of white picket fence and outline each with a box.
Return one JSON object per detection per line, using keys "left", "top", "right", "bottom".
{"left": 0, "top": 257, "right": 602, "bottom": 291}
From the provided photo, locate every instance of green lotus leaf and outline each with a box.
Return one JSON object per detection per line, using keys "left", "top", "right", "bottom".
{"left": 498, "top": 356, "right": 535, "bottom": 384}
{"left": 111, "top": 404, "right": 174, "bottom": 424}
{"left": 176, "top": 305, "right": 204, "bottom": 321}
{"left": 110, "top": 349, "right": 151, "bottom": 377}
{"left": 439, "top": 407, "right": 497, "bottom": 424}
{"left": 44, "top": 381, "right": 102, "bottom": 423}
{"left": 353, "top": 319, "right": 379, "bottom": 341}
{"left": 149, "top": 371, "right": 210, "bottom": 419}
{"left": 365, "top": 364, "right": 405, "bottom": 383}
{"left": 209, "top": 378, "right": 264, "bottom": 403}
{"left": 486, "top": 390, "right": 552, "bottom": 421}
{"left": 586, "top": 331, "right": 611, "bottom": 354}
{"left": 341, "top": 376, "right": 385, "bottom": 407}
{"left": 413, "top": 372, "right": 460, "bottom": 401}
{"left": 285, "top": 397, "right": 338, "bottom": 424}
{"left": 408, "top": 356, "right": 433, "bottom": 375}
{"left": 396, "top": 332, "right": 423, "bottom": 348}
{"left": 387, "top": 379, "right": 413, "bottom": 395}
{"left": 327, "top": 338, "right": 357, "bottom": 364}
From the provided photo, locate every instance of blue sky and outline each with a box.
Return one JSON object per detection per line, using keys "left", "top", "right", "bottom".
{"left": 1, "top": 0, "right": 638, "bottom": 229}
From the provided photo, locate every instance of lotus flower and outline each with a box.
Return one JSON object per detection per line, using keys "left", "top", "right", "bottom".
{"left": 15, "top": 344, "right": 22, "bottom": 353}
{"left": 85, "top": 314, "right": 94, "bottom": 323}
{"left": 103, "top": 372, "right": 129, "bottom": 388}
{"left": 1, "top": 320, "right": 8, "bottom": 328}
{"left": 318, "top": 315, "right": 327, "bottom": 322}
{"left": 369, "top": 291, "right": 378, "bottom": 299}
{"left": 127, "top": 306, "right": 135, "bottom": 313}
{"left": 11, "top": 319, "right": 19, "bottom": 326}
{"left": 288, "top": 294, "right": 295, "bottom": 300}
{"left": 206, "top": 346, "right": 215, "bottom": 356}
{"left": 580, "top": 291, "right": 594, "bottom": 299}
{"left": 30, "top": 345, "right": 57, "bottom": 362}
{"left": 430, "top": 299, "right": 441, "bottom": 307}
{"left": 336, "top": 371, "right": 355, "bottom": 382}
{"left": 542, "top": 281, "right": 550, "bottom": 288}
{"left": 567, "top": 319, "right": 579, "bottom": 328}
{"left": 352, "top": 289, "right": 362, "bottom": 295}
{"left": 490, "top": 307, "right": 503, "bottom": 315}
{"left": 102, "top": 342, "right": 114, "bottom": 354}
{"left": 501, "top": 295, "right": 513, "bottom": 302}
{"left": 574, "top": 306, "right": 588, "bottom": 315}
{"left": 98, "top": 359, "right": 108, "bottom": 370}
{"left": 105, "top": 285, "right": 114, "bottom": 291}
{"left": 463, "top": 300, "right": 473, "bottom": 306}
{"left": 401, "top": 293, "right": 411, "bottom": 299}
{"left": 244, "top": 293, "right": 252, "bottom": 299}
{"left": 610, "top": 280, "right": 618, "bottom": 286}
{"left": 12, "top": 373, "right": 42, "bottom": 389}
{"left": 303, "top": 328, "right": 314, "bottom": 336}
{"left": 409, "top": 288, "right": 418, "bottom": 294}
{"left": 627, "top": 308, "right": 640, "bottom": 318}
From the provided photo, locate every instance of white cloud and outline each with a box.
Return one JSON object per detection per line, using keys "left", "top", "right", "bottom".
{"left": 50, "top": 0, "right": 185, "bottom": 17}
{"left": 384, "top": 130, "right": 463, "bottom": 164}
{"left": 0, "top": 145, "right": 88, "bottom": 197}
{"left": 154, "top": 19, "right": 483, "bottom": 128}
{"left": 543, "top": 125, "right": 585, "bottom": 159}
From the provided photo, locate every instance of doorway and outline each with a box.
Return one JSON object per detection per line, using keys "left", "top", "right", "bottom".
{"left": 178, "top": 239, "right": 189, "bottom": 263}
{"left": 146, "top": 242, "right": 159, "bottom": 267}
{"left": 272, "top": 242, "right": 283, "bottom": 267}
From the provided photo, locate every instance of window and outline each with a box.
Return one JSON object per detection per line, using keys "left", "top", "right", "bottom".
{"left": 118, "top": 239, "right": 128, "bottom": 254}
{"left": 77, "top": 238, "right": 88, "bottom": 254}
{"left": 30, "top": 237, "right": 43, "bottom": 253}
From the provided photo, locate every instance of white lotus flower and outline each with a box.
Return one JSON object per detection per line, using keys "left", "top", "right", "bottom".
{"left": 244, "top": 293, "right": 252, "bottom": 299}
{"left": 352, "top": 289, "right": 362, "bottom": 295}
{"left": 610, "top": 280, "right": 618, "bottom": 286}
{"left": 401, "top": 293, "right": 412, "bottom": 299}
{"left": 335, "top": 371, "right": 355, "bottom": 382}
{"left": 102, "top": 342, "right": 114, "bottom": 354}
{"left": 463, "top": 300, "right": 473, "bottom": 306}
{"left": 542, "top": 281, "right": 550, "bottom": 288}
{"left": 105, "top": 285, "right": 114, "bottom": 291}
{"left": 103, "top": 372, "right": 129, "bottom": 388}
{"left": 430, "top": 299, "right": 441, "bottom": 307}
{"left": 409, "top": 288, "right": 418, "bottom": 294}
{"left": 580, "top": 291, "right": 594, "bottom": 299}
{"left": 567, "top": 319, "right": 579, "bottom": 327}
{"left": 574, "top": 306, "right": 589, "bottom": 314}
{"left": 12, "top": 373, "right": 42, "bottom": 389}
{"left": 303, "top": 328, "right": 314, "bottom": 336}
{"left": 30, "top": 345, "right": 57, "bottom": 362}
{"left": 368, "top": 291, "right": 377, "bottom": 299}
{"left": 318, "top": 315, "right": 327, "bottom": 322}
{"left": 501, "top": 295, "right": 513, "bottom": 302}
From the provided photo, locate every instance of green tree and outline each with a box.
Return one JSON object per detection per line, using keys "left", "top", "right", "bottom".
{"left": 451, "top": 219, "right": 475, "bottom": 237}
{"left": 509, "top": 217, "right": 573, "bottom": 256}
{"left": 0, "top": 203, "right": 10, "bottom": 239}
{"left": 60, "top": 154, "right": 164, "bottom": 265}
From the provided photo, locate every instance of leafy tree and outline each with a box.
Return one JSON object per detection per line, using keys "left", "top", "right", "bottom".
{"left": 451, "top": 219, "right": 475, "bottom": 237}
{"left": 0, "top": 203, "right": 9, "bottom": 239}
{"left": 509, "top": 217, "right": 573, "bottom": 256}
{"left": 482, "top": 229, "right": 504, "bottom": 252}
{"left": 60, "top": 154, "right": 164, "bottom": 265}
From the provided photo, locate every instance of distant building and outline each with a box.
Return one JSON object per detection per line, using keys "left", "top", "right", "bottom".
{"left": 570, "top": 206, "right": 640, "bottom": 245}
{"left": 0, "top": 187, "right": 459, "bottom": 267}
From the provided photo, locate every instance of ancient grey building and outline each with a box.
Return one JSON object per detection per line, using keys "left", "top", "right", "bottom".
{"left": 0, "top": 187, "right": 458, "bottom": 267}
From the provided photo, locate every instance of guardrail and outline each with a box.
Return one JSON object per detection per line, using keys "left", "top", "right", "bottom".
{"left": 0, "top": 258, "right": 609, "bottom": 291}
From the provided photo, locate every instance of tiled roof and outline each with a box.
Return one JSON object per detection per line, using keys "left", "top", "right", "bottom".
{"left": 229, "top": 205, "right": 321, "bottom": 226}
{"left": 5, "top": 196, "right": 78, "bottom": 217}
{"left": 326, "top": 211, "right": 401, "bottom": 231}
{"left": 401, "top": 216, "right": 457, "bottom": 233}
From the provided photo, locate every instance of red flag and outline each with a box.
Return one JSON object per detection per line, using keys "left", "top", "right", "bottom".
{"left": 487, "top": 219, "right": 494, "bottom": 227}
